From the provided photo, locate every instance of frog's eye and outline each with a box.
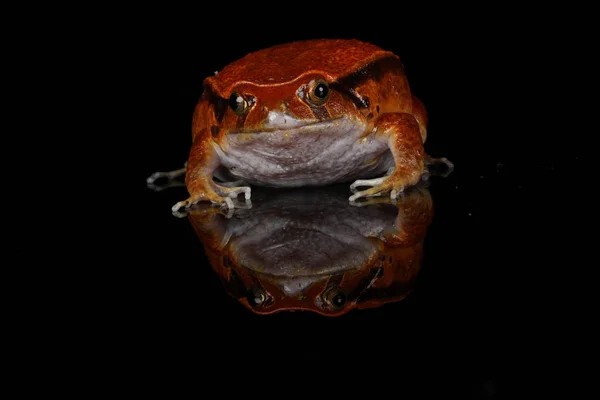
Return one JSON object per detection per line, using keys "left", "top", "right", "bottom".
{"left": 229, "top": 92, "right": 249, "bottom": 116}
{"left": 307, "top": 79, "right": 330, "bottom": 106}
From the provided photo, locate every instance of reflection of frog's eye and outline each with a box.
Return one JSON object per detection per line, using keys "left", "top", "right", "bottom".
{"left": 324, "top": 288, "right": 346, "bottom": 309}
{"left": 229, "top": 92, "right": 249, "bottom": 116}
{"left": 247, "top": 285, "right": 269, "bottom": 308}
{"left": 307, "top": 80, "right": 330, "bottom": 106}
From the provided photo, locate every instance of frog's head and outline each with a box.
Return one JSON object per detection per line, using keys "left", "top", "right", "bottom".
{"left": 201, "top": 39, "right": 399, "bottom": 137}
{"left": 210, "top": 75, "right": 358, "bottom": 133}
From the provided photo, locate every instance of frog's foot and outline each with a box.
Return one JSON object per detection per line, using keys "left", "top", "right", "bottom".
{"left": 349, "top": 179, "right": 394, "bottom": 202}
{"left": 216, "top": 185, "right": 252, "bottom": 201}
{"left": 349, "top": 171, "right": 421, "bottom": 202}
{"left": 171, "top": 182, "right": 251, "bottom": 214}
{"left": 349, "top": 167, "right": 396, "bottom": 194}
{"left": 349, "top": 177, "right": 387, "bottom": 194}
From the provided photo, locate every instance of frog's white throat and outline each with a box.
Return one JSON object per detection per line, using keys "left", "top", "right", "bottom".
{"left": 216, "top": 115, "right": 393, "bottom": 188}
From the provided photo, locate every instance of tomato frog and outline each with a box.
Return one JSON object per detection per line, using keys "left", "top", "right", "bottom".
{"left": 147, "top": 39, "right": 452, "bottom": 211}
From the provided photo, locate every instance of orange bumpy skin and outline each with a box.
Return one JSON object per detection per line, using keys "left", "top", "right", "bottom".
{"left": 173, "top": 39, "right": 447, "bottom": 212}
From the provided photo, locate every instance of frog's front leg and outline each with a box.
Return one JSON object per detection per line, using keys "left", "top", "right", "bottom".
{"left": 349, "top": 113, "right": 424, "bottom": 202}
{"left": 172, "top": 137, "right": 251, "bottom": 213}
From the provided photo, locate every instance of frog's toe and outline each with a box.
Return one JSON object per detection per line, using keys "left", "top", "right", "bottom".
{"left": 227, "top": 186, "right": 251, "bottom": 200}
{"left": 215, "top": 184, "right": 252, "bottom": 201}
{"left": 349, "top": 184, "right": 391, "bottom": 202}
{"left": 349, "top": 177, "right": 387, "bottom": 193}
{"left": 172, "top": 200, "right": 190, "bottom": 213}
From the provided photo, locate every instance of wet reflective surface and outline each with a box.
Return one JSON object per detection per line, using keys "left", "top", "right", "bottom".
{"left": 185, "top": 184, "right": 433, "bottom": 316}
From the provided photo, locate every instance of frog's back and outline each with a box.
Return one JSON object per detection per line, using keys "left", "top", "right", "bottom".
{"left": 206, "top": 39, "right": 398, "bottom": 98}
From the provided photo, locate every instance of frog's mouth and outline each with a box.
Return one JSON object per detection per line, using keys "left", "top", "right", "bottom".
{"left": 229, "top": 112, "right": 345, "bottom": 134}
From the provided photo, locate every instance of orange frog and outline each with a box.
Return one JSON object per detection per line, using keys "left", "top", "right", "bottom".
{"left": 148, "top": 39, "right": 452, "bottom": 211}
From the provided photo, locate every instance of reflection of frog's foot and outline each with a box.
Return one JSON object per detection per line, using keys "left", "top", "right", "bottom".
{"left": 173, "top": 197, "right": 252, "bottom": 218}
{"left": 146, "top": 164, "right": 187, "bottom": 185}
{"left": 172, "top": 196, "right": 235, "bottom": 215}
{"left": 350, "top": 196, "right": 395, "bottom": 207}
{"left": 147, "top": 164, "right": 188, "bottom": 191}
{"left": 178, "top": 204, "right": 225, "bottom": 218}
{"left": 425, "top": 156, "right": 454, "bottom": 177}
{"left": 174, "top": 197, "right": 253, "bottom": 219}
{"left": 173, "top": 204, "right": 233, "bottom": 219}
{"left": 350, "top": 183, "right": 430, "bottom": 207}
{"left": 147, "top": 180, "right": 186, "bottom": 192}
{"left": 171, "top": 202, "right": 224, "bottom": 219}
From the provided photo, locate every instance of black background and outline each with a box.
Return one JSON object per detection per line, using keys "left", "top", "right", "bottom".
{"left": 95, "top": 6, "right": 584, "bottom": 396}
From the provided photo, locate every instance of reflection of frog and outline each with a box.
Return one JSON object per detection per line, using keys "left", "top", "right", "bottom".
{"left": 148, "top": 39, "right": 452, "bottom": 212}
{"left": 188, "top": 184, "right": 433, "bottom": 316}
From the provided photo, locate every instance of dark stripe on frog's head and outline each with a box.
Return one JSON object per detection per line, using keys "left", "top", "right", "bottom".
{"left": 236, "top": 111, "right": 248, "bottom": 130}
{"left": 213, "top": 96, "right": 227, "bottom": 124}
{"left": 201, "top": 85, "right": 228, "bottom": 124}
{"left": 331, "top": 56, "right": 403, "bottom": 111}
